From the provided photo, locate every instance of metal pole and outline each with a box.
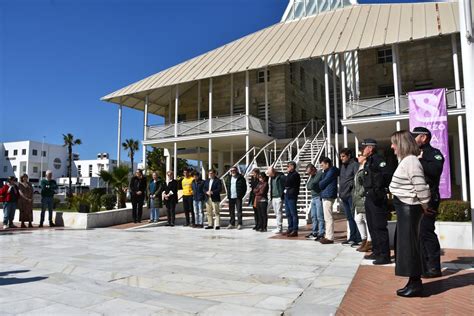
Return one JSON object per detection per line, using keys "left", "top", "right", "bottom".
{"left": 264, "top": 66, "right": 269, "bottom": 135}
{"left": 173, "top": 142, "right": 177, "bottom": 176}
{"left": 245, "top": 70, "right": 250, "bottom": 166}
{"left": 209, "top": 78, "right": 213, "bottom": 133}
{"left": 230, "top": 73, "right": 234, "bottom": 116}
{"left": 208, "top": 139, "right": 213, "bottom": 170}
{"left": 197, "top": 80, "right": 201, "bottom": 120}
{"left": 355, "top": 136, "right": 359, "bottom": 155}
{"left": 324, "top": 57, "right": 331, "bottom": 155}
{"left": 452, "top": 34, "right": 468, "bottom": 201}
{"left": 143, "top": 95, "right": 148, "bottom": 173}
{"left": 174, "top": 85, "right": 179, "bottom": 137}
{"left": 458, "top": 0, "right": 474, "bottom": 248}
{"left": 117, "top": 104, "right": 122, "bottom": 167}
{"left": 340, "top": 53, "right": 348, "bottom": 148}
{"left": 332, "top": 55, "right": 339, "bottom": 166}
{"left": 392, "top": 44, "right": 401, "bottom": 131}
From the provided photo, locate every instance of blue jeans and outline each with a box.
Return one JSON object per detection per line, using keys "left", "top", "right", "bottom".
{"left": 193, "top": 200, "right": 203, "bottom": 225}
{"left": 342, "top": 196, "right": 361, "bottom": 242}
{"left": 310, "top": 196, "right": 325, "bottom": 236}
{"left": 3, "top": 201, "right": 17, "bottom": 225}
{"left": 149, "top": 199, "right": 160, "bottom": 222}
{"left": 284, "top": 197, "right": 298, "bottom": 232}
{"left": 41, "top": 196, "right": 54, "bottom": 224}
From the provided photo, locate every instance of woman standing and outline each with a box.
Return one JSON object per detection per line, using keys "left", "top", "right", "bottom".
{"left": 163, "top": 171, "right": 178, "bottom": 226}
{"left": 248, "top": 168, "right": 260, "bottom": 230}
{"left": 389, "top": 131, "right": 431, "bottom": 298}
{"left": 18, "top": 174, "right": 34, "bottom": 228}
{"left": 0, "top": 176, "right": 19, "bottom": 229}
{"left": 253, "top": 173, "right": 269, "bottom": 232}
{"left": 352, "top": 153, "right": 371, "bottom": 252}
{"left": 148, "top": 172, "right": 164, "bottom": 223}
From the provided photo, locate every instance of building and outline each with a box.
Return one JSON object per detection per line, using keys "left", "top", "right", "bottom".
{"left": 0, "top": 140, "right": 77, "bottom": 183}
{"left": 101, "top": 1, "right": 468, "bottom": 201}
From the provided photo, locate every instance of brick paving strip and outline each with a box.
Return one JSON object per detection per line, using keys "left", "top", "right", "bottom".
{"left": 337, "top": 249, "right": 474, "bottom": 315}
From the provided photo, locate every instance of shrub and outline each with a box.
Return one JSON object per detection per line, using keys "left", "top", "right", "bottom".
{"left": 437, "top": 200, "right": 471, "bottom": 222}
{"left": 101, "top": 194, "right": 117, "bottom": 210}
{"left": 89, "top": 188, "right": 106, "bottom": 212}
{"left": 53, "top": 198, "right": 61, "bottom": 209}
{"left": 71, "top": 193, "right": 91, "bottom": 212}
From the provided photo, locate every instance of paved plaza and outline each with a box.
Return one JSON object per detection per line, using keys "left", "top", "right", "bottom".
{"left": 0, "top": 226, "right": 363, "bottom": 315}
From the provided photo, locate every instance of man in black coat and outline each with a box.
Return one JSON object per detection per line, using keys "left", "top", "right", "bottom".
{"left": 129, "top": 169, "right": 147, "bottom": 223}
{"left": 284, "top": 161, "right": 301, "bottom": 237}
{"left": 412, "top": 127, "right": 444, "bottom": 278}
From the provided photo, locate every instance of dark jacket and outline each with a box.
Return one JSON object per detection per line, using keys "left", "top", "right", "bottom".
{"left": 363, "top": 153, "right": 393, "bottom": 201}
{"left": 203, "top": 177, "right": 222, "bottom": 202}
{"left": 306, "top": 171, "right": 323, "bottom": 198}
{"left": 339, "top": 160, "right": 359, "bottom": 200}
{"left": 0, "top": 184, "right": 19, "bottom": 202}
{"left": 270, "top": 172, "right": 286, "bottom": 199}
{"left": 351, "top": 166, "right": 366, "bottom": 213}
{"left": 253, "top": 181, "right": 269, "bottom": 207}
{"left": 224, "top": 174, "right": 247, "bottom": 200}
{"left": 419, "top": 143, "right": 444, "bottom": 206}
{"left": 284, "top": 170, "right": 301, "bottom": 200}
{"left": 248, "top": 176, "right": 260, "bottom": 206}
{"left": 192, "top": 179, "right": 206, "bottom": 202}
{"left": 129, "top": 176, "right": 147, "bottom": 201}
{"left": 164, "top": 179, "right": 178, "bottom": 204}
{"left": 319, "top": 166, "right": 339, "bottom": 199}
{"left": 148, "top": 179, "right": 164, "bottom": 208}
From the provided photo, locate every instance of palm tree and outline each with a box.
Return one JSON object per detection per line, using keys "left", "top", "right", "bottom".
{"left": 63, "top": 133, "right": 82, "bottom": 197}
{"left": 122, "top": 138, "right": 139, "bottom": 174}
{"left": 99, "top": 165, "right": 130, "bottom": 209}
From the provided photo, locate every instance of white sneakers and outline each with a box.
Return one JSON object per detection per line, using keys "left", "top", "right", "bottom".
{"left": 237, "top": 225, "right": 242, "bottom": 230}
{"left": 227, "top": 224, "right": 234, "bottom": 229}
{"left": 3, "top": 225, "right": 8, "bottom": 230}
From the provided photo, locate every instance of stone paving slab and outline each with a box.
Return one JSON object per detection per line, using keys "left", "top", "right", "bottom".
{"left": 0, "top": 225, "right": 363, "bottom": 315}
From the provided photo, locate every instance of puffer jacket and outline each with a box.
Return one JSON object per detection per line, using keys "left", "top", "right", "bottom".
{"left": 318, "top": 166, "right": 339, "bottom": 199}
{"left": 351, "top": 167, "right": 366, "bottom": 213}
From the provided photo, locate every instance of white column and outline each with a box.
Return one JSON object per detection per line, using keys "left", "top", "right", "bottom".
{"left": 209, "top": 78, "right": 213, "bottom": 170}
{"left": 197, "top": 80, "right": 201, "bottom": 120}
{"left": 324, "top": 57, "right": 331, "bottom": 155}
{"left": 173, "top": 142, "right": 177, "bottom": 176}
{"left": 174, "top": 85, "right": 179, "bottom": 137}
{"left": 452, "top": 34, "right": 468, "bottom": 201}
{"left": 165, "top": 148, "right": 171, "bottom": 172}
{"left": 208, "top": 139, "right": 213, "bottom": 170}
{"left": 245, "top": 70, "right": 250, "bottom": 166}
{"left": 264, "top": 66, "right": 269, "bottom": 135}
{"left": 355, "top": 136, "right": 359, "bottom": 155}
{"left": 230, "top": 73, "right": 234, "bottom": 115}
{"left": 392, "top": 44, "right": 401, "bottom": 131}
{"left": 332, "top": 55, "right": 339, "bottom": 164}
{"left": 458, "top": 0, "right": 474, "bottom": 247}
{"left": 142, "top": 95, "right": 149, "bottom": 172}
{"left": 340, "top": 53, "right": 348, "bottom": 148}
{"left": 117, "top": 104, "right": 122, "bottom": 167}
{"left": 351, "top": 51, "right": 357, "bottom": 99}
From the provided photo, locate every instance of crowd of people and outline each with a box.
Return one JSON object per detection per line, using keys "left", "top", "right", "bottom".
{"left": 1, "top": 126, "right": 444, "bottom": 298}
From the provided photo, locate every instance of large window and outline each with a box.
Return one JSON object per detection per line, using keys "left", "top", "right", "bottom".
{"left": 89, "top": 165, "right": 93, "bottom": 177}
{"left": 22, "top": 149, "right": 26, "bottom": 155}
{"left": 257, "top": 69, "right": 270, "bottom": 83}
{"left": 32, "top": 149, "right": 38, "bottom": 156}
{"left": 377, "top": 48, "right": 393, "bottom": 64}
{"left": 13, "top": 149, "right": 18, "bottom": 156}
{"left": 42, "top": 151, "right": 47, "bottom": 157}
{"left": 257, "top": 104, "right": 270, "bottom": 121}
{"left": 33, "top": 166, "right": 38, "bottom": 173}
{"left": 53, "top": 158, "right": 62, "bottom": 170}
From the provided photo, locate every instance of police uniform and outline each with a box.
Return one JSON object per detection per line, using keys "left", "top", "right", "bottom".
{"left": 362, "top": 139, "right": 393, "bottom": 264}
{"left": 412, "top": 127, "right": 444, "bottom": 277}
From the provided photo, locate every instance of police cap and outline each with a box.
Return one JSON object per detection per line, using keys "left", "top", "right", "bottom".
{"left": 361, "top": 138, "right": 377, "bottom": 147}
{"left": 411, "top": 127, "right": 431, "bottom": 139}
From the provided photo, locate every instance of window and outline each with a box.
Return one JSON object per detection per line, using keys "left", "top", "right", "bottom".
{"left": 378, "top": 85, "right": 395, "bottom": 96}
{"left": 53, "top": 158, "right": 62, "bottom": 170}
{"left": 313, "top": 78, "right": 318, "bottom": 100}
{"left": 3, "top": 166, "right": 7, "bottom": 172}
{"left": 22, "top": 149, "right": 26, "bottom": 155}
{"left": 377, "top": 48, "right": 393, "bottom": 64}
{"left": 256, "top": 69, "right": 270, "bottom": 83}
{"left": 300, "top": 67, "right": 305, "bottom": 91}
{"left": 177, "top": 114, "right": 186, "bottom": 122}
{"left": 32, "top": 149, "right": 38, "bottom": 156}
{"left": 22, "top": 166, "right": 26, "bottom": 173}
{"left": 289, "top": 64, "right": 294, "bottom": 84}
{"left": 257, "top": 104, "right": 270, "bottom": 121}
{"left": 13, "top": 166, "right": 17, "bottom": 172}
{"left": 4, "top": 150, "right": 8, "bottom": 157}
{"left": 33, "top": 166, "right": 38, "bottom": 173}
{"left": 78, "top": 165, "right": 82, "bottom": 177}
{"left": 233, "top": 105, "right": 245, "bottom": 115}
{"left": 13, "top": 149, "right": 18, "bottom": 156}
{"left": 42, "top": 151, "right": 46, "bottom": 157}
{"left": 89, "top": 165, "right": 93, "bottom": 177}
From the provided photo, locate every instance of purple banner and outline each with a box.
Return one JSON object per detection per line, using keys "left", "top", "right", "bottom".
{"left": 409, "top": 88, "right": 451, "bottom": 199}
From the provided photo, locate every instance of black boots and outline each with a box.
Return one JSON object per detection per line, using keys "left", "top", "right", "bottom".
{"left": 397, "top": 277, "right": 423, "bottom": 297}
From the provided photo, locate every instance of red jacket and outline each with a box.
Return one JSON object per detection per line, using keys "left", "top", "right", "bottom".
{"left": 0, "top": 184, "right": 19, "bottom": 202}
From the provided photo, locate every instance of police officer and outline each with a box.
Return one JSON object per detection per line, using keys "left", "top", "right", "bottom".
{"left": 361, "top": 139, "right": 393, "bottom": 265}
{"left": 411, "top": 127, "right": 444, "bottom": 278}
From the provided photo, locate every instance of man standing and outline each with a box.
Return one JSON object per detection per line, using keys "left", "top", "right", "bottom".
{"left": 225, "top": 166, "right": 247, "bottom": 230}
{"left": 163, "top": 171, "right": 178, "bottom": 226}
{"left": 318, "top": 158, "right": 339, "bottom": 244}
{"left": 361, "top": 139, "right": 392, "bottom": 265}
{"left": 181, "top": 169, "right": 195, "bottom": 227}
{"left": 129, "top": 169, "right": 147, "bottom": 223}
{"left": 284, "top": 161, "right": 301, "bottom": 237}
{"left": 40, "top": 170, "right": 58, "bottom": 227}
{"left": 412, "top": 127, "right": 444, "bottom": 278}
{"left": 204, "top": 169, "right": 222, "bottom": 230}
{"left": 305, "top": 164, "right": 325, "bottom": 241}
{"left": 267, "top": 167, "right": 286, "bottom": 234}
{"left": 339, "top": 148, "right": 362, "bottom": 246}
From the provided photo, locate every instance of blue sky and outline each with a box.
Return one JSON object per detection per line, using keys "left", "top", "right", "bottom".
{"left": 0, "top": 0, "right": 287, "bottom": 161}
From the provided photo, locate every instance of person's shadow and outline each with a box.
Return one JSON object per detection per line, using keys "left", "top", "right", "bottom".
{"left": 0, "top": 270, "right": 48, "bottom": 286}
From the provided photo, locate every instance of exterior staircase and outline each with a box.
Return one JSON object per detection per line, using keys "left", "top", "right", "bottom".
{"left": 219, "top": 119, "right": 327, "bottom": 227}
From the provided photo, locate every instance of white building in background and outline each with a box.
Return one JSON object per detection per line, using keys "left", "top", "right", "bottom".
{"left": 0, "top": 140, "right": 77, "bottom": 183}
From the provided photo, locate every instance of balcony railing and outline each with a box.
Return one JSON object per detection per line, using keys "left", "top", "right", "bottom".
{"left": 146, "top": 114, "right": 265, "bottom": 140}
{"left": 347, "top": 88, "right": 465, "bottom": 119}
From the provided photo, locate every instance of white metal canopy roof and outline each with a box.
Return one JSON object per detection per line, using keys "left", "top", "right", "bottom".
{"left": 101, "top": 2, "right": 460, "bottom": 113}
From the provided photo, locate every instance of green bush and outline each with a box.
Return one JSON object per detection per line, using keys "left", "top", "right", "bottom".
{"left": 437, "top": 200, "right": 471, "bottom": 222}
{"left": 89, "top": 189, "right": 105, "bottom": 212}
{"left": 71, "top": 193, "right": 91, "bottom": 212}
{"left": 53, "top": 198, "right": 61, "bottom": 209}
{"left": 101, "top": 194, "right": 117, "bottom": 210}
